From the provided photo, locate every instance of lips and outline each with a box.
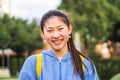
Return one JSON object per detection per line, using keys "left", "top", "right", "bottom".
{"left": 52, "top": 39, "right": 62, "bottom": 45}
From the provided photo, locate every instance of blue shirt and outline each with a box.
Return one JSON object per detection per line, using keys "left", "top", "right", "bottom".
{"left": 19, "top": 49, "right": 98, "bottom": 80}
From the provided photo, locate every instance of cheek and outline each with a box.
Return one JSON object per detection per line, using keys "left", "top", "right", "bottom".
{"left": 62, "top": 30, "right": 69, "bottom": 37}
{"left": 63, "top": 33, "right": 69, "bottom": 38}
{"left": 44, "top": 34, "right": 51, "bottom": 42}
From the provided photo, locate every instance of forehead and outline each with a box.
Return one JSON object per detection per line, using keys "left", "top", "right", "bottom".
{"left": 45, "top": 16, "right": 64, "bottom": 23}
{"left": 44, "top": 16, "right": 66, "bottom": 28}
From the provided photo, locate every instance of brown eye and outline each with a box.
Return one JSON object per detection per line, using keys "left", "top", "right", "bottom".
{"left": 59, "top": 28, "right": 63, "bottom": 31}
{"left": 47, "top": 29, "right": 52, "bottom": 32}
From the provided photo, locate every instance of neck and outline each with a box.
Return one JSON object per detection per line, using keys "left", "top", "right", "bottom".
{"left": 51, "top": 45, "right": 68, "bottom": 60}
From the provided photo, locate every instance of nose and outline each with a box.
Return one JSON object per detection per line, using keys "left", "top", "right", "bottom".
{"left": 53, "top": 31, "right": 60, "bottom": 38}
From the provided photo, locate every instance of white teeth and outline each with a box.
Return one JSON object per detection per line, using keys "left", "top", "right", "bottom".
{"left": 54, "top": 40, "right": 61, "bottom": 44}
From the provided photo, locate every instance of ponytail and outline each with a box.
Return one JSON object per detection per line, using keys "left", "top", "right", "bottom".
{"left": 67, "top": 34, "right": 95, "bottom": 80}
{"left": 67, "top": 34, "right": 84, "bottom": 80}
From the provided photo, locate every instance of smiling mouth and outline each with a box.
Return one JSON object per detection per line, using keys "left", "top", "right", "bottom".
{"left": 52, "top": 39, "right": 62, "bottom": 45}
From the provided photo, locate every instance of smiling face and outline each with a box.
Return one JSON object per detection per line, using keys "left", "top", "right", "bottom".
{"left": 41, "top": 16, "right": 72, "bottom": 52}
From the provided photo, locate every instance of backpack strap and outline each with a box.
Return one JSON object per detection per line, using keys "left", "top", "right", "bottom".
{"left": 80, "top": 55, "right": 85, "bottom": 71}
{"left": 36, "top": 54, "right": 42, "bottom": 79}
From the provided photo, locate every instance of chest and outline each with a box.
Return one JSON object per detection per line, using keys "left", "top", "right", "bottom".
{"left": 39, "top": 59, "right": 81, "bottom": 80}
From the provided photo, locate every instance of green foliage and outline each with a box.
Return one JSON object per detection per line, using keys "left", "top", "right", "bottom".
{"left": 9, "top": 57, "right": 25, "bottom": 76}
{"left": 0, "top": 15, "right": 11, "bottom": 49}
{"left": 59, "top": 0, "right": 120, "bottom": 42}
{"left": 9, "top": 58, "right": 18, "bottom": 76}
{"left": 0, "top": 14, "right": 43, "bottom": 55}
{"left": 91, "top": 55, "right": 120, "bottom": 80}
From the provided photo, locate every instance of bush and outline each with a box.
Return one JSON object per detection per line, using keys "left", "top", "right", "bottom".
{"left": 91, "top": 55, "right": 120, "bottom": 80}
{"left": 9, "top": 57, "right": 25, "bottom": 76}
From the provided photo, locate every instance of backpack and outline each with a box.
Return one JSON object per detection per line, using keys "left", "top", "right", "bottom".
{"left": 36, "top": 54, "right": 84, "bottom": 79}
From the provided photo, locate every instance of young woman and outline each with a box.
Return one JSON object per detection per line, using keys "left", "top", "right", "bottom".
{"left": 19, "top": 10, "right": 98, "bottom": 80}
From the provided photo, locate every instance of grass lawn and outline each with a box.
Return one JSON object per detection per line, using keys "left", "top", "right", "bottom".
{"left": 0, "top": 77, "right": 17, "bottom": 80}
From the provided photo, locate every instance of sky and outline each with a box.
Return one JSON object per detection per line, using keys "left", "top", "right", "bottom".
{"left": 11, "top": 0, "right": 61, "bottom": 22}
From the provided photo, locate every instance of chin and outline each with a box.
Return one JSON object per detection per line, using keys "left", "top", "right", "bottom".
{"left": 54, "top": 48, "right": 61, "bottom": 51}
{"left": 52, "top": 47, "right": 62, "bottom": 51}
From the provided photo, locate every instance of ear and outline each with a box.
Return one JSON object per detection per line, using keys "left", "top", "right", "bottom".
{"left": 68, "top": 24, "right": 72, "bottom": 35}
{"left": 40, "top": 31, "right": 44, "bottom": 39}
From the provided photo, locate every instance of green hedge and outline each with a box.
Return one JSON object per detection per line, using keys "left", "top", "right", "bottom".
{"left": 91, "top": 55, "right": 120, "bottom": 80}
{"left": 9, "top": 57, "right": 25, "bottom": 76}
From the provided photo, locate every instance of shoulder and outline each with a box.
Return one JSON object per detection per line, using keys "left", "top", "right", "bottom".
{"left": 84, "top": 57, "right": 93, "bottom": 66}
{"left": 19, "top": 55, "right": 38, "bottom": 80}
{"left": 82, "top": 56, "right": 95, "bottom": 72}
{"left": 83, "top": 57, "right": 98, "bottom": 79}
{"left": 21, "top": 54, "right": 37, "bottom": 70}
{"left": 80, "top": 55, "right": 93, "bottom": 67}
{"left": 25, "top": 55, "right": 37, "bottom": 64}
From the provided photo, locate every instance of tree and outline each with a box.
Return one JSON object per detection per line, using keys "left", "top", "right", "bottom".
{"left": 58, "top": 0, "right": 120, "bottom": 41}
{"left": 0, "top": 14, "right": 12, "bottom": 68}
{"left": 0, "top": 14, "right": 44, "bottom": 71}
{"left": 23, "top": 19, "right": 43, "bottom": 55}
{"left": 0, "top": 14, "right": 11, "bottom": 49}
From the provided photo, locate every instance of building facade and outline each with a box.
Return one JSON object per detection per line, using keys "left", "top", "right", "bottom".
{"left": 0, "top": 0, "right": 10, "bottom": 16}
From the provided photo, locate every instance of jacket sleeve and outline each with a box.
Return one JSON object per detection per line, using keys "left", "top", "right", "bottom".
{"left": 87, "top": 65, "right": 99, "bottom": 80}
{"left": 18, "top": 55, "right": 37, "bottom": 80}
{"left": 84, "top": 59, "right": 99, "bottom": 80}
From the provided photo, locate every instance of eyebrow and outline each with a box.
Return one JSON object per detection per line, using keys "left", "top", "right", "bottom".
{"left": 47, "top": 25, "right": 63, "bottom": 29}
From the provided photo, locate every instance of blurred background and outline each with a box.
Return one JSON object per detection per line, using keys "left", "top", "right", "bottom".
{"left": 0, "top": 0, "right": 120, "bottom": 80}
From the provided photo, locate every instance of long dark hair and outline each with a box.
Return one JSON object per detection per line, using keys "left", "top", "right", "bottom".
{"left": 40, "top": 10, "right": 94, "bottom": 80}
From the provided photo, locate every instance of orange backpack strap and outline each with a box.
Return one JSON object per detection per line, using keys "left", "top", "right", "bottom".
{"left": 36, "top": 54, "right": 42, "bottom": 79}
